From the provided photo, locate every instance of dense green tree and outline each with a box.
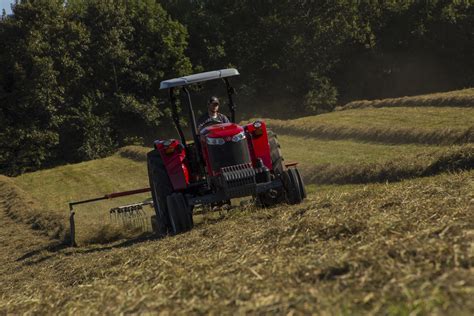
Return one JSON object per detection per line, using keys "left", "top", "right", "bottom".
{"left": 62, "top": 0, "right": 191, "bottom": 159}
{"left": 0, "top": 0, "right": 191, "bottom": 175}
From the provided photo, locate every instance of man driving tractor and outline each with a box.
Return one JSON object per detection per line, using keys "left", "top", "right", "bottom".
{"left": 197, "top": 96, "right": 230, "bottom": 130}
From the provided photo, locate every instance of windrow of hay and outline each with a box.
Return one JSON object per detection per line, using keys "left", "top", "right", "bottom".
{"left": 0, "top": 175, "right": 67, "bottom": 241}
{"left": 301, "top": 145, "right": 474, "bottom": 184}
{"left": 2, "top": 171, "right": 472, "bottom": 314}
{"left": 338, "top": 88, "right": 474, "bottom": 110}
{"left": 266, "top": 118, "right": 474, "bottom": 145}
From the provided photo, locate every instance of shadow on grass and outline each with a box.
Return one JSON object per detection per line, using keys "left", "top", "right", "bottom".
{"left": 17, "top": 232, "right": 159, "bottom": 265}
{"left": 16, "top": 242, "right": 69, "bottom": 262}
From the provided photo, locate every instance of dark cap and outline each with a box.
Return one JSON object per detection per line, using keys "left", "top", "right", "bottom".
{"left": 209, "top": 96, "right": 220, "bottom": 104}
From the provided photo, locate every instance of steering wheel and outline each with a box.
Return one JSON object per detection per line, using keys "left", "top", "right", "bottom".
{"left": 200, "top": 118, "right": 223, "bottom": 129}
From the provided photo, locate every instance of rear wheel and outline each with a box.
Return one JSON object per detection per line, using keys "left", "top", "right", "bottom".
{"left": 283, "top": 168, "right": 305, "bottom": 204}
{"left": 294, "top": 168, "right": 307, "bottom": 199}
{"left": 147, "top": 150, "right": 173, "bottom": 236}
{"left": 167, "top": 193, "right": 193, "bottom": 234}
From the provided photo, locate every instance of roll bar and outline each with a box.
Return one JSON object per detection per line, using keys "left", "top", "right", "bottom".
{"left": 163, "top": 68, "right": 239, "bottom": 149}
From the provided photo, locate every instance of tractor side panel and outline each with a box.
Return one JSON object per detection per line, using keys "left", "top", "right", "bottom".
{"left": 245, "top": 121, "right": 273, "bottom": 170}
{"left": 154, "top": 140, "right": 190, "bottom": 190}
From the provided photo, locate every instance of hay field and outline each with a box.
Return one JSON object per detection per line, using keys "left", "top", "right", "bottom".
{"left": 1, "top": 89, "right": 473, "bottom": 314}
{"left": 1, "top": 170, "right": 472, "bottom": 314}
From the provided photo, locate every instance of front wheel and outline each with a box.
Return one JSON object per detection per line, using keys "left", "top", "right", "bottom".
{"left": 167, "top": 193, "right": 193, "bottom": 235}
{"left": 282, "top": 168, "right": 306, "bottom": 204}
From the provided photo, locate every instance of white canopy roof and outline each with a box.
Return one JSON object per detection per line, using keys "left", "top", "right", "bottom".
{"left": 160, "top": 68, "right": 240, "bottom": 89}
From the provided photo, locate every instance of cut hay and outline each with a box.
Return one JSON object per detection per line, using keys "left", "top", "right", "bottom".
{"left": 1, "top": 170, "right": 472, "bottom": 314}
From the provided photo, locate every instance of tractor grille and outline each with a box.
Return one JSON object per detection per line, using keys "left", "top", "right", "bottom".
{"left": 208, "top": 139, "right": 251, "bottom": 172}
{"left": 219, "top": 163, "right": 256, "bottom": 198}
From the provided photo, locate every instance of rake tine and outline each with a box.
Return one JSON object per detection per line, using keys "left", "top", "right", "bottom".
{"left": 107, "top": 201, "right": 154, "bottom": 231}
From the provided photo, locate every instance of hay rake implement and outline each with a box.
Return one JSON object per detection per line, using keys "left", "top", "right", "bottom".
{"left": 109, "top": 200, "right": 153, "bottom": 229}
{"left": 68, "top": 187, "right": 151, "bottom": 246}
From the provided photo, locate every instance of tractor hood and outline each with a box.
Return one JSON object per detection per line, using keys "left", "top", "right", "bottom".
{"left": 200, "top": 123, "right": 244, "bottom": 139}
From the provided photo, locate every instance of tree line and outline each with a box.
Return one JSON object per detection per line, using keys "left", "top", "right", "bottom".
{"left": 1, "top": 0, "right": 472, "bottom": 175}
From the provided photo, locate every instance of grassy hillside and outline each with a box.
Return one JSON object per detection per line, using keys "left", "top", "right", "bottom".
{"left": 2, "top": 170, "right": 472, "bottom": 314}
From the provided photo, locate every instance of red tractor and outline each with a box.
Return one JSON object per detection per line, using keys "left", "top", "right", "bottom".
{"left": 148, "top": 68, "right": 306, "bottom": 235}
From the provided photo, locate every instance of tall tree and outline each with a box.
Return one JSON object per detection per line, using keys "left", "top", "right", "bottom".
{"left": 0, "top": 0, "right": 192, "bottom": 175}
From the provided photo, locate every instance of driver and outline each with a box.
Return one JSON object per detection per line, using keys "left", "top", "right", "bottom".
{"left": 197, "top": 96, "right": 230, "bottom": 130}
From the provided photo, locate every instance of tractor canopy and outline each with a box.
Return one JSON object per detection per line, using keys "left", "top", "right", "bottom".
{"left": 160, "top": 68, "right": 240, "bottom": 89}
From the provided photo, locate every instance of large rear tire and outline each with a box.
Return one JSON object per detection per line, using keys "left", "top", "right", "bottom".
{"left": 147, "top": 150, "right": 173, "bottom": 236}
{"left": 167, "top": 193, "right": 193, "bottom": 234}
{"left": 283, "top": 168, "right": 305, "bottom": 204}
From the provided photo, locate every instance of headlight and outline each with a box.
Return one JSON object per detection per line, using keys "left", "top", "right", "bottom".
{"left": 206, "top": 137, "right": 225, "bottom": 145}
{"left": 232, "top": 131, "right": 246, "bottom": 142}
{"left": 253, "top": 121, "right": 262, "bottom": 128}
